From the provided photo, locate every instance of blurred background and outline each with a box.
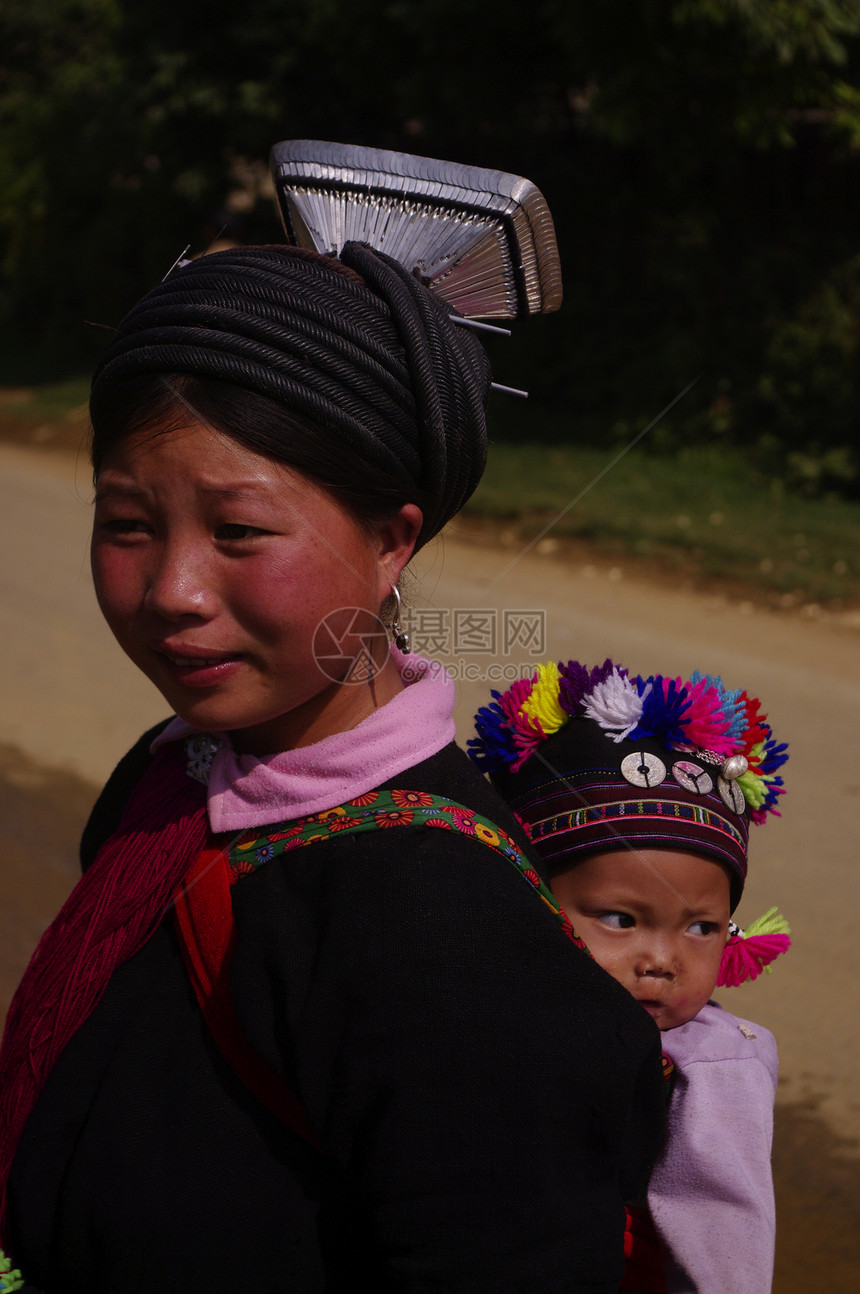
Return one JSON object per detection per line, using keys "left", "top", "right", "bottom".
{"left": 4, "top": 0, "right": 860, "bottom": 605}
{"left": 3, "top": 0, "right": 860, "bottom": 470}
{"left": 1, "top": 3, "right": 859, "bottom": 1289}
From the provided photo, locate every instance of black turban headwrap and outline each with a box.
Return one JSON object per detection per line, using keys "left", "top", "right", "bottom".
{"left": 90, "top": 243, "right": 492, "bottom": 548}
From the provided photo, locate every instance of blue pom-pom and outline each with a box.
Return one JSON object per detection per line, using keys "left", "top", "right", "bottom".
{"left": 758, "top": 737, "right": 789, "bottom": 775}
{"left": 467, "top": 693, "right": 519, "bottom": 773}
{"left": 628, "top": 675, "right": 690, "bottom": 745}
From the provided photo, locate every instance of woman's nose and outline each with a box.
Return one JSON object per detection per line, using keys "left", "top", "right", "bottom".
{"left": 143, "top": 543, "right": 216, "bottom": 621}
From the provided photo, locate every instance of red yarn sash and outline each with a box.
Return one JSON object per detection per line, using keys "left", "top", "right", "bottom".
{"left": 0, "top": 741, "right": 209, "bottom": 1242}
{"left": 173, "top": 847, "right": 321, "bottom": 1150}
{"left": 621, "top": 1205, "right": 668, "bottom": 1292}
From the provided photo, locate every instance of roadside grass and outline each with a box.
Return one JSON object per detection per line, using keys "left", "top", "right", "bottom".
{"left": 0, "top": 379, "right": 90, "bottom": 452}
{"left": 1, "top": 382, "right": 857, "bottom": 609}
{"left": 465, "top": 442, "right": 860, "bottom": 609}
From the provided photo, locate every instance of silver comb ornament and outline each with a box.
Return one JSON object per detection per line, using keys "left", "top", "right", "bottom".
{"left": 269, "top": 141, "right": 562, "bottom": 321}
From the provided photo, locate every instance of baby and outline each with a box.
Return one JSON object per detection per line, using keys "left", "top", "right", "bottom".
{"left": 470, "top": 660, "right": 790, "bottom": 1293}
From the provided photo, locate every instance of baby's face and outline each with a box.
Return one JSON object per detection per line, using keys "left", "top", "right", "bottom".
{"left": 551, "top": 848, "right": 731, "bottom": 1031}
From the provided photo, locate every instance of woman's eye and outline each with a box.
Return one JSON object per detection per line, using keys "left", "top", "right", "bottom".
{"left": 216, "top": 523, "right": 269, "bottom": 541}
{"left": 99, "top": 518, "right": 150, "bottom": 537}
{"left": 688, "top": 920, "right": 719, "bottom": 936}
{"left": 598, "top": 911, "right": 635, "bottom": 930}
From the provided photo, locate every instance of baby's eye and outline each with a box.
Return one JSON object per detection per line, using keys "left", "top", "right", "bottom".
{"left": 598, "top": 911, "right": 635, "bottom": 930}
{"left": 688, "top": 920, "right": 720, "bottom": 936}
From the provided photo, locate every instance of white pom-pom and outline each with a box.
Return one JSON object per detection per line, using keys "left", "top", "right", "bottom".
{"left": 584, "top": 671, "right": 648, "bottom": 742}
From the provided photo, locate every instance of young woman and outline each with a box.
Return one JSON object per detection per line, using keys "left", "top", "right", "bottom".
{"left": 0, "top": 219, "right": 664, "bottom": 1293}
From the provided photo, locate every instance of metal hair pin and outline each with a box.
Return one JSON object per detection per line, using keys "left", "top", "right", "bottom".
{"left": 451, "top": 317, "right": 512, "bottom": 338}
{"left": 490, "top": 382, "right": 529, "bottom": 399}
{"left": 162, "top": 244, "right": 192, "bottom": 281}
{"left": 451, "top": 317, "right": 525, "bottom": 395}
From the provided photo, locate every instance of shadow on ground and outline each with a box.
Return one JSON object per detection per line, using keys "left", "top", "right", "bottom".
{"left": 773, "top": 1099, "right": 860, "bottom": 1290}
{"left": 0, "top": 741, "right": 857, "bottom": 1291}
{"left": 0, "top": 740, "right": 92, "bottom": 1018}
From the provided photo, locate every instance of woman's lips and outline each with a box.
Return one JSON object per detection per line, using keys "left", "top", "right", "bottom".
{"left": 155, "top": 647, "right": 243, "bottom": 687}
{"left": 164, "top": 653, "right": 230, "bottom": 667}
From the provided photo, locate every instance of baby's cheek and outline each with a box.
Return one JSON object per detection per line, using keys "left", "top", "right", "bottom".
{"left": 665, "top": 992, "right": 709, "bottom": 1030}
{"left": 585, "top": 938, "right": 633, "bottom": 988}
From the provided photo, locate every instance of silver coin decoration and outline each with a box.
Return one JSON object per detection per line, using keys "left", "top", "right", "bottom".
{"left": 620, "top": 751, "right": 667, "bottom": 789}
{"left": 718, "top": 775, "right": 746, "bottom": 814}
{"left": 671, "top": 760, "right": 714, "bottom": 795}
{"left": 721, "top": 753, "right": 749, "bottom": 781}
{"left": 185, "top": 734, "right": 222, "bottom": 786}
{"left": 270, "top": 140, "right": 562, "bottom": 320}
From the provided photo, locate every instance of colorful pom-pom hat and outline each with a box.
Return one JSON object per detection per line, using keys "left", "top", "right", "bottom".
{"left": 469, "top": 660, "right": 791, "bottom": 987}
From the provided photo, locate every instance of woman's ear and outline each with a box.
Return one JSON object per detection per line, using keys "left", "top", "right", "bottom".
{"left": 374, "top": 504, "right": 423, "bottom": 597}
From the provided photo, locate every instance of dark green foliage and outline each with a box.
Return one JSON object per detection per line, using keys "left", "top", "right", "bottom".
{"left": 2, "top": 0, "right": 860, "bottom": 492}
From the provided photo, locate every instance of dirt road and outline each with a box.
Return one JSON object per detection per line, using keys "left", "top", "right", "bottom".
{"left": 2, "top": 441, "right": 858, "bottom": 1288}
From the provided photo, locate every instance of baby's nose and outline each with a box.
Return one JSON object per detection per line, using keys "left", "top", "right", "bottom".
{"left": 636, "top": 939, "right": 677, "bottom": 979}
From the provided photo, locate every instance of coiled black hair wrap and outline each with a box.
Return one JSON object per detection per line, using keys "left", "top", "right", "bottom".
{"left": 90, "top": 243, "right": 492, "bottom": 546}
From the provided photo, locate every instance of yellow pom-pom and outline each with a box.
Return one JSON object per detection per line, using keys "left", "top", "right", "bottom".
{"left": 522, "top": 661, "right": 567, "bottom": 736}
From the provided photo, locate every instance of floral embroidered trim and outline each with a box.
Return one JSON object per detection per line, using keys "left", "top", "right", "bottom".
{"left": 227, "top": 791, "right": 586, "bottom": 952}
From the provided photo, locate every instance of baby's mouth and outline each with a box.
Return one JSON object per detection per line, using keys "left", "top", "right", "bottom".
{"left": 636, "top": 998, "right": 666, "bottom": 1017}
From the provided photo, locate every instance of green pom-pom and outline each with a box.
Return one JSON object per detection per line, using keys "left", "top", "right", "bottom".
{"left": 0, "top": 1249, "right": 25, "bottom": 1292}
{"left": 743, "top": 905, "right": 791, "bottom": 938}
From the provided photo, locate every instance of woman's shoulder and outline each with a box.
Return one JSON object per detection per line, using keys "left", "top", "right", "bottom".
{"left": 79, "top": 719, "right": 173, "bottom": 871}
{"left": 378, "top": 738, "right": 533, "bottom": 841}
{"left": 232, "top": 741, "right": 659, "bottom": 1044}
{"left": 232, "top": 740, "right": 545, "bottom": 921}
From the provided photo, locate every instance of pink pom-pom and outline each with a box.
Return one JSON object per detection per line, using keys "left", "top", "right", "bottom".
{"left": 717, "top": 932, "right": 791, "bottom": 988}
{"left": 682, "top": 676, "right": 735, "bottom": 756}
{"left": 494, "top": 676, "right": 547, "bottom": 770}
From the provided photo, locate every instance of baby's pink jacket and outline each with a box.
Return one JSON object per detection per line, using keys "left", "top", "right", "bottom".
{"left": 649, "top": 1000, "right": 778, "bottom": 1293}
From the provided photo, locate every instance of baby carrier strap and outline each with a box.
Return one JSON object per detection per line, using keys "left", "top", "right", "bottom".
{"left": 172, "top": 791, "right": 582, "bottom": 1150}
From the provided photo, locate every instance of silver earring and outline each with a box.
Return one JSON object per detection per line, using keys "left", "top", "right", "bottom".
{"left": 388, "top": 583, "right": 410, "bottom": 654}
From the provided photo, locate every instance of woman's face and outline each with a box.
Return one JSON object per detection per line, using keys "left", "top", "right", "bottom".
{"left": 91, "top": 420, "right": 421, "bottom": 755}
